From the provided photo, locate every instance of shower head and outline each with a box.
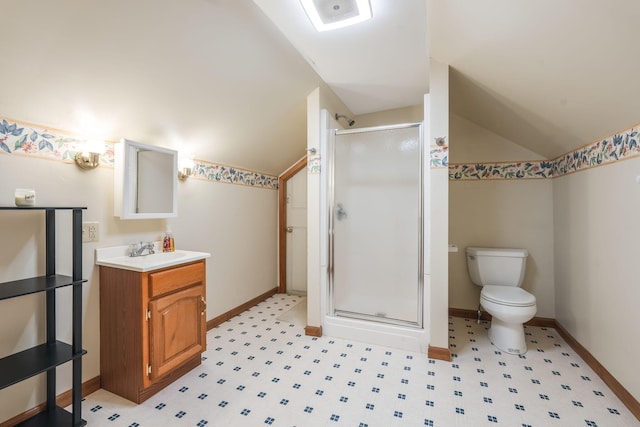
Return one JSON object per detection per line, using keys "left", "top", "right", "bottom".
{"left": 335, "top": 113, "right": 355, "bottom": 127}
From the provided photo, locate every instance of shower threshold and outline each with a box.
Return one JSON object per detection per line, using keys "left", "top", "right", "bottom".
{"left": 334, "top": 309, "right": 421, "bottom": 328}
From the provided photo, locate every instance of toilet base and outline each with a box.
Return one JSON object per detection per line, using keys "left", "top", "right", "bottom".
{"left": 487, "top": 317, "right": 528, "bottom": 355}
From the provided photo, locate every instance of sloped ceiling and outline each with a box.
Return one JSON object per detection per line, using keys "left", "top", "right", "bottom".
{"left": 431, "top": 0, "right": 640, "bottom": 159}
{"left": 252, "top": 0, "right": 428, "bottom": 115}
{"left": 1, "top": 0, "right": 326, "bottom": 175}
{"left": 4, "top": 1, "right": 637, "bottom": 174}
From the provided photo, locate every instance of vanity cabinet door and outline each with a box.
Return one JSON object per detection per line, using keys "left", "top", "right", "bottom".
{"left": 148, "top": 285, "right": 205, "bottom": 380}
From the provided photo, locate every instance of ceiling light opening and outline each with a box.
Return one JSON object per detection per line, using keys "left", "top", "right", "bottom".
{"left": 300, "top": 0, "right": 372, "bottom": 32}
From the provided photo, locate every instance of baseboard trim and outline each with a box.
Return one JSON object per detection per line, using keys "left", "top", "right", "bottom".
{"left": 428, "top": 345, "right": 452, "bottom": 362}
{"left": 0, "top": 375, "right": 101, "bottom": 427}
{"left": 527, "top": 316, "right": 556, "bottom": 328}
{"left": 207, "top": 287, "right": 279, "bottom": 330}
{"left": 449, "top": 307, "right": 639, "bottom": 421}
{"left": 449, "top": 307, "right": 491, "bottom": 322}
{"left": 553, "top": 320, "right": 640, "bottom": 421}
{"left": 305, "top": 325, "right": 322, "bottom": 337}
{"left": 448, "top": 307, "right": 555, "bottom": 327}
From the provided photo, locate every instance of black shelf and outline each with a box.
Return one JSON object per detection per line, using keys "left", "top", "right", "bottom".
{"left": 0, "top": 207, "right": 86, "bottom": 426}
{"left": 15, "top": 406, "right": 86, "bottom": 427}
{"left": 0, "top": 275, "right": 86, "bottom": 301}
{"left": 0, "top": 207, "right": 87, "bottom": 210}
{"left": 0, "top": 342, "right": 86, "bottom": 390}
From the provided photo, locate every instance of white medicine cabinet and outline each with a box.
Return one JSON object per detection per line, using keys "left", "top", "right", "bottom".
{"left": 114, "top": 139, "right": 178, "bottom": 219}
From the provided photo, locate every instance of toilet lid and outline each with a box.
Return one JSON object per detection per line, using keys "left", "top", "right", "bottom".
{"left": 481, "top": 285, "right": 536, "bottom": 307}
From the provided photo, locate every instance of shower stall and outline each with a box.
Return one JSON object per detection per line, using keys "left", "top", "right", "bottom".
{"left": 325, "top": 122, "right": 424, "bottom": 340}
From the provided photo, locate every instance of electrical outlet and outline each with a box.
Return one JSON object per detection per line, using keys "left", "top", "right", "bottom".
{"left": 82, "top": 221, "right": 99, "bottom": 243}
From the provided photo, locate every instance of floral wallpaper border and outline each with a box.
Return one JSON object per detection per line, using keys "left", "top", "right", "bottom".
{"left": 0, "top": 117, "right": 278, "bottom": 190}
{"left": 449, "top": 161, "right": 554, "bottom": 180}
{"left": 552, "top": 125, "right": 640, "bottom": 177}
{"left": 3, "top": 116, "right": 639, "bottom": 184}
{"left": 308, "top": 154, "right": 321, "bottom": 174}
{"left": 448, "top": 124, "right": 640, "bottom": 180}
{"left": 0, "top": 118, "right": 115, "bottom": 166}
{"left": 192, "top": 160, "right": 278, "bottom": 190}
{"left": 430, "top": 145, "right": 449, "bottom": 169}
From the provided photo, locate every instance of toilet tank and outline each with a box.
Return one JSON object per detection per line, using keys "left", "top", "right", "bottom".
{"left": 466, "top": 247, "right": 528, "bottom": 287}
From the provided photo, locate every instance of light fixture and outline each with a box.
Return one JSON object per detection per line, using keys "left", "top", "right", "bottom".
{"left": 178, "top": 154, "right": 195, "bottom": 181}
{"left": 74, "top": 139, "right": 106, "bottom": 169}
{"left": 300, "top": 0, "right": 372, "bottom": 32}
{"left": 178, "top": 167, "right": 192, "bottom": 181}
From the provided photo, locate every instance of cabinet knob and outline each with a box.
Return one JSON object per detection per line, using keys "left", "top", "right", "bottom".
{"left": 201, "top": 296, "right": 207, "bottom": 316}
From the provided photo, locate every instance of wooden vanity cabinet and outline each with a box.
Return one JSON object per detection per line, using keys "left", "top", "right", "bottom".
{"left": 99, "top": 259, "right": 206, "bottom": 403}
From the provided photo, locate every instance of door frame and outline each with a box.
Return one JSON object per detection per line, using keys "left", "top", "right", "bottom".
{"left": 278, "top": 156, "right": 308, "bottom": 293}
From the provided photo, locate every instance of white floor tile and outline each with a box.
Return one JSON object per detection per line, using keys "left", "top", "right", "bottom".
{"left": 77, "top": 295, "right": 639, "bottom": 427}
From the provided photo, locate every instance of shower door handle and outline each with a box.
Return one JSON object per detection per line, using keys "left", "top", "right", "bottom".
{"left": 336, "top": 203, "right": 347, "bottom": 220}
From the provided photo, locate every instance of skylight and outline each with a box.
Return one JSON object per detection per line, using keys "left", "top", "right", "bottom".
{"left": 300, "top": 0, "right": 372, "bottom": 32}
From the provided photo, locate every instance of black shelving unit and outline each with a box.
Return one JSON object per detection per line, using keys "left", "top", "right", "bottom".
{"left": 0, "top": 207, "right": 87, "bottom": 426}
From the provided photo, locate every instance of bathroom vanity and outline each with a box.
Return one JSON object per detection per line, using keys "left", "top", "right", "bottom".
{"left": 97, "top": 247, "right": 210, "bottom": 403}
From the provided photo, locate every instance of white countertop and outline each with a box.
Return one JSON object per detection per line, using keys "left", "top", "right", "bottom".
{"left": 96, "top": 243, "right": 210, "bottom": 272}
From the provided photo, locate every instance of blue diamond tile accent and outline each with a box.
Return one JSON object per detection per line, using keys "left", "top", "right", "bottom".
{"left": 77, "top": 296, "right": 637, "bottom": 427}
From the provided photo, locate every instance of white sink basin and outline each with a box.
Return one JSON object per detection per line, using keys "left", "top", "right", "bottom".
{"left": 96, "top": 245, "right": 210, "bottom": 272}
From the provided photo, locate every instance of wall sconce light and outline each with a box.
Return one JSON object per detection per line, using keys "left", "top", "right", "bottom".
{"left": 74, "top": 139, "right": 106, "bottom": 169}
{"left": 178, "top": 166, "right": 192, "bottom": 180}
{"left": 178, "top": 154, "right": 194, "bottom": 181}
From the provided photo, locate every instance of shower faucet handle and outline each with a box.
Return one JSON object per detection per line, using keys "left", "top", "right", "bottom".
{"left": 336, "top": 203, "right": 347, "bottom": 220}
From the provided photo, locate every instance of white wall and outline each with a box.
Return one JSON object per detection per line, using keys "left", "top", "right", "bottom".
{"left": 170, "top": 178, "right": 277, "bottom": 315}
{"left": 450, "top": 114, "right": 546, "bottom": 163}
{"left": 0, "top": 152, "right": 277, "bottom": 421}
{"left": 449, "top": 179, "right": 555, "bottom": 316}
{"left": 448, "top": 114, "right": 556, "bottom": 317}
{"left": 427, "top": 59, "right": 450, "bottom": 350}
{"left": 554, "top": 157, "right": 640, "bottom": 400}
{"left": 306, "top": 86, "right": 352, "bottom": 330}
{"left": 354, "top": 105, "right": 423, "bottom": 128}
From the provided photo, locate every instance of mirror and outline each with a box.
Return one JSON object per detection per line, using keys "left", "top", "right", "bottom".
{"left": 114, "top": 139, "right": 178, "bottom": 219}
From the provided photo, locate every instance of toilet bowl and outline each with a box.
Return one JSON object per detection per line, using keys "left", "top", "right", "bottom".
{"left": 466, "top": 247, "right": 537, "bottom": 355}
{"left": 480, "top": 285, "right": 536, "bottom": 354}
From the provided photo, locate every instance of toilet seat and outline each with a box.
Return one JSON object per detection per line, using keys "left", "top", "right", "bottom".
{"left": 481, "top": 285, "right": 536, "bottom": 307}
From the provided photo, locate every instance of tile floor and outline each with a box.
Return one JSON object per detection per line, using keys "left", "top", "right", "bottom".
{"left": 78, "top": 294, "right": 639, "bottom": 426}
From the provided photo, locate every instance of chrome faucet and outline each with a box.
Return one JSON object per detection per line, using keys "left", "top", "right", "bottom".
{"left": 130, "top": 242, "right": 155, "bottom": 257}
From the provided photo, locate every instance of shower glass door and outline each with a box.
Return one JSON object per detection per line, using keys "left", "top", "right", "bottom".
{"left": 329, "top": 123, "right": 423, "bottom": 327}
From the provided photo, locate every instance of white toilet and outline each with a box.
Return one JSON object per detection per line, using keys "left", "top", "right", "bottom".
{"left": 466, "top": 247, "right": 537, "bottom": 355}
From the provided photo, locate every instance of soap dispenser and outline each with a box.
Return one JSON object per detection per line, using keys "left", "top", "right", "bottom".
{"left": 162, "top": 230, "right": 175, "bottom": 252}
